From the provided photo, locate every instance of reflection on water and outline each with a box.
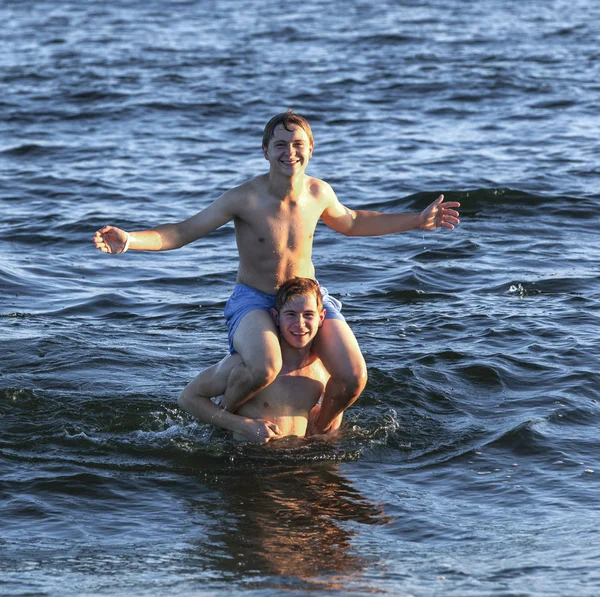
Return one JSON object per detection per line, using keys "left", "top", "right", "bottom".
{"left": 185, "top": 462, "right": 391, "bottom": 591}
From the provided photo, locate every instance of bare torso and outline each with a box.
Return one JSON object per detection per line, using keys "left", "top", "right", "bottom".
{"left": 232, "top": 174, "right": 331, "bottom": 294}
{"left": 235, "top": 354, "right": 329, "bottom": 438}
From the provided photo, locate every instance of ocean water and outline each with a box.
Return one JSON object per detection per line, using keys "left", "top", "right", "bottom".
{"left": 1, "top": 0, "right": 600, "bottom": 595}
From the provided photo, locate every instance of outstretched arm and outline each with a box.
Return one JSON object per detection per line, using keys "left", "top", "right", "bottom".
{"left": 178, "top": 355, "right": 282, "bottom": 444}
{"left": 321, "top": 190, "right": 460, "bottom": 236}
{"left": 93, "top": 191, "right": 237, "bottom": 254}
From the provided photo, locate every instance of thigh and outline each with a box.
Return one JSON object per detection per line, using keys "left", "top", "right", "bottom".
{"left": 232, "top": 309, "right": 281, "bottom": 369}
{"left": 311, "top": 318, "right": 366, "bottom": 380}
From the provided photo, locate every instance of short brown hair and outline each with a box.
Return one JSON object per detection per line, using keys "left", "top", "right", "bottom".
{"left": 262, "top": 109, "right": 314, "bottom": 150}
{"left": 275, "top": 277, "right": 323, "bottom": 313}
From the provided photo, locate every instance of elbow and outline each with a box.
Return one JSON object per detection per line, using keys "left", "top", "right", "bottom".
{"left": 339, "top": 226, "right": 361, "bottom": 237}
{"left": 334, "top": 223, "right": 356, "bottom": 237}
{"left": 170, "top": 229, "right": 189, "bottom": 250}
{"left": 337, "top": 216, "right": 360, "bottom": 237}
{"left": 161, "top": 235, "right": 184, "bottom": 252}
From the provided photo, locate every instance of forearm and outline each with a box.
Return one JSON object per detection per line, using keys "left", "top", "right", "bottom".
{"left": 219, "top": 390, "right": 255, "bottom": 413}
{"left": 128, "top": 223, "right": 187, "bottom": 251}
{"left": 310, "top": 399, "right": 346, "bottom": 434}
{"left": 178, "top": 389, "right": 253, "bottom": 435}
{"left": 343, "top": 210, "right": 422, "bottom": 236}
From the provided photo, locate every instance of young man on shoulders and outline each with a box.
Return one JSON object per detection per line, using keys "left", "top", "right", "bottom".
{"left": 94, "top": 110, "right": 460, "bottom": 434}
{"left": 178, "top": 278, "right": 342, "bottom": 443}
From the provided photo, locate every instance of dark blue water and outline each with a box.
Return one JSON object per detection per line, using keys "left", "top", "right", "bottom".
{"left": 2, "top": 1, "right": 600, "bottom": 595}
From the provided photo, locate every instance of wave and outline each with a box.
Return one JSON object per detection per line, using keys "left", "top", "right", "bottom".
{"left": 359, "top": 188, "right": 598, "bottom": 221}
{"left": 0, "top": 143, "right": 69, "bottom": 157}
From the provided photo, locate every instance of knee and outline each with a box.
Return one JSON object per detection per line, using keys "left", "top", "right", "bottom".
{"left": 351, "top": 364, "right": 369, "bottom": 395}
{"left": 177, "top": 387, "right": 191, "bottom": 412}
{"left": 246, "top": 354, "right": 282, "bottom": 390}
{"left": 335, "top": 361, "right": 368, "bottom": 398}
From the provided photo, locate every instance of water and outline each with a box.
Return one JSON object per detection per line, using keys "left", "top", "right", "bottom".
{"left": 1, "top": 0, "right": 600, "bottom": 595}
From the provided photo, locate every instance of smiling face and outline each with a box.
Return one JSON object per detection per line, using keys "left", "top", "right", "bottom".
{"left": 274, "top": 293, "right": 324, "bottom": 349}
{"left": 263, "top": 124, "right": 313, "bottom": 176}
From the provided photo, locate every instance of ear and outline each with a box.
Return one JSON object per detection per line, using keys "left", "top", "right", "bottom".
{"left": 263, "top": 145, "right": 269, "bottom": 160}
{"left": 318, "top": 308, "right": 325, "bottom": 327}
{"left": 270, "top": 307, "right": 279, "bottom": 327}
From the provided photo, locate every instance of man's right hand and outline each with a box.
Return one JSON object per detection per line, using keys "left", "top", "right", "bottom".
{"left": 93, "top": 226, "right": 129, "bottom": 254}
{"left": 242, "top": 419, "right": 282, "bottom": 443}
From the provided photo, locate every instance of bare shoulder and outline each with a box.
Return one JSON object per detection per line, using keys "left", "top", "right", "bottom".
{"left": 305, "top": 176, "right": 340, "bottom": 211}
{"left": 183, "top": 352, "right": 242, "bottom": 399}
{"left": 214, "top": 353, "right": 243, "bottom": 377}
{"left": 219, "top": 175, "right": 267, "bottom": 207}
{"left": 306, "top": 176, "right": 335, "bottom": 198}
{"left": 231, "top": 174, "right": 269, "bottom": 196}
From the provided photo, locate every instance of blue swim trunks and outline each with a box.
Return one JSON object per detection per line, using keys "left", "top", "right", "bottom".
{"left": 224, "top": 282, "right": 344, "bottom": 354}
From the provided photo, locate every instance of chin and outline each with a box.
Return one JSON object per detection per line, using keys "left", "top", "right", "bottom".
{"left": 290, "top": 341, "right": 310, "bottom": 349}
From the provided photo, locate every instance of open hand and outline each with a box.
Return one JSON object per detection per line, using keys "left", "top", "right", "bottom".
{"left": 306, "top": 402, "right": 343, "bottom": 437}
{"left": 93, "top": 225, "right": 129, "bottom": 254}
{"left": 243, "top": 419, "right": 282, "bottom": 444}
{"left": 420, "top": 195, "right": 461, "bottom": 231}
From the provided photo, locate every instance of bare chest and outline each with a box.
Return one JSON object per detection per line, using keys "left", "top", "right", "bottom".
{"left": 236, "top": 196, "right": 322, "bottom": 253}
{"left": 238, "top": 366, "right": 327, "bottom": 420}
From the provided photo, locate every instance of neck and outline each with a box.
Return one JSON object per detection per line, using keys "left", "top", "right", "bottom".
{"left": 279, "top": 340, "right": 314, "bottom": 371}
{"left": 268, "top": 170, "right": 306, "bottom": 200}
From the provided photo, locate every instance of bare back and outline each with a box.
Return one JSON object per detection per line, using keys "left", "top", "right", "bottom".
{"left": 235, "top": 355, "right": 330, "bottom": 438}
{"left": 230, "top": 174, "right": 333, "bottom": 294}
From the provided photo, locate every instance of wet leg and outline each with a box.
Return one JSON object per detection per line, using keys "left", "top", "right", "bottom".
{"left": 221, "top": 310, "right": 282, "bottom": 412}
{"left": 309, "top": 319, "right": 367, "bottom": 433}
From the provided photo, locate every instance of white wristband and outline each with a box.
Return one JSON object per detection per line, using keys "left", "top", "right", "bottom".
{"left": 121, "top": 232, "right": 131, "bottom": 254}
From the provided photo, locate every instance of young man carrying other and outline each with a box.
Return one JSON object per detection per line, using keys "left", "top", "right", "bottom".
{"left": 178, "top": 278, "right": 341, "bottom": 443}
{"left": 94, "top": 110, "right": 460, "bottom": 434}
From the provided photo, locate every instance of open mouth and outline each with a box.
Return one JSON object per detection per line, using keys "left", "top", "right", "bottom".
{"left": 289, "top": 330, "right": 310, "bottom": 339}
